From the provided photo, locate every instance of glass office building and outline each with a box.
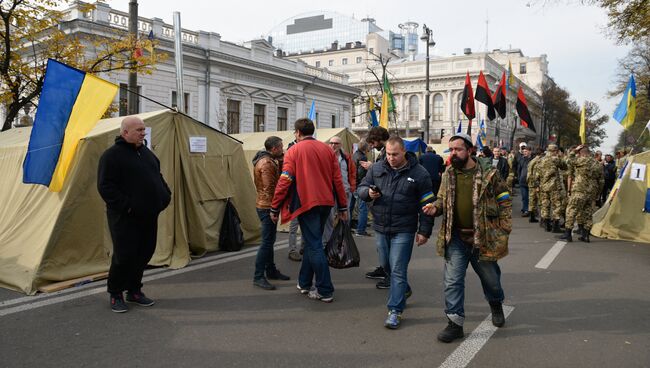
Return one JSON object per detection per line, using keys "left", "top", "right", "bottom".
{"left": 266, "top": 11, "right": 383, "bottom": 54}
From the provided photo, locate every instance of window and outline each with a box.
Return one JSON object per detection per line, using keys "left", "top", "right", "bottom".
{"left": 520, "top": 63, "right": 527, "bottom": 74}
{"left": 328, "top": 59, "right": 334, "bottom": 66}
{"left": 342, "top": 58, "right": 348, "bottom": 65}
{"left": 277, "top": 107, "right": 288, "bottom": 131}
{"left": 432, "top": 94, "right": 444, "bottom": 121}
{"left": 254, "top": 103, "right": 265, "bottom": 132}
{"left": 331, "top": 114, "right": 336, "bottom": 128}
{"left": 172, "top": 91, "right": 190, "bottom": 113}
{"left": 315, "top": 61, "right": 321, "bottom": 68}
{"left": 119, "top": 83, "right": 141, "bottom": 116}
{"left": 356, "top": 56, "right": 362, "bottom": 64}
{"left": 408, "top": 95, "right": 419, "bottom": 121}
{"left": 227, "top": 99, "right": 240, "bottom": 134}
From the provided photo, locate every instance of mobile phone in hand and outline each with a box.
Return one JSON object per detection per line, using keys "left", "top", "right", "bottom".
{"left": 369, "top": 185, "right": 382, "bottom": 196}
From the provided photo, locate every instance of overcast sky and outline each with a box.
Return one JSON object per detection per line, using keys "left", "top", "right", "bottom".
{"left": 126, "top": 0, "right": 630, "bottom": 152}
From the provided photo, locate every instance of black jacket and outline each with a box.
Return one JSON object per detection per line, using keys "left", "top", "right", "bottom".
{"left": 98, "top": 136, "right": 171, "bottom": 217}
{"left": 603, "top": 161, "right": 616, "bottom": 182}
{"left": 494, "top": 157, "right": 509, "bottom": 181}
{"left": 517, "top": 155, "right": 533, "bottom": 187}
{"left": 353, "top": 149, "right": 368, "bottom": 182}
{"left": 358, "top": 152, "right": 434, "bottom": 237}
{"left": 419, "top": 152, "right": 445, "bottom": 182}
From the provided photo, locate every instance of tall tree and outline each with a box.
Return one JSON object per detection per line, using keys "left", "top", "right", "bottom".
{"left": 0, "top": 0, "right": 162, "bottom": 131}
{"left": 541, "top": 78, "right": 580, "bottom": 147}
{"left": 582, "top": 100, "right": 609, "bottom": 147}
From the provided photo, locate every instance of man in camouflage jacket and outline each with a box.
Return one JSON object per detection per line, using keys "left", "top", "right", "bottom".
{"left": 558, "top": 145, "right": 604, "bottom": 242}
{"left": 538, "top": 144, "right": 567, "bottom": 233}
{"left": 423, "top": 133, "right": 512, "bottom": 343}
{"left": 526, "top": 150, "right": 543, "bottom": 224}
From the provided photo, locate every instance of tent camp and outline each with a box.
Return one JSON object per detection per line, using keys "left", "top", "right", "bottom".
{"left": 232, "top": 127, "right": 360, "bottom": 177}
{"left": 0, "top": 110, "right": 261, "bottom": 294}
{"left": 591, "top": 150, "right": 650, "bottom": 244}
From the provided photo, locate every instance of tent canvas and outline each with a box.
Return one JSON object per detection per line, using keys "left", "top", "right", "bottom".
{"left": 0, "top": 110, "right": 261, "bottom": 294}
{"left": 403, "top": 137, "right": 428, "bottom": 154}
{"left": 591, "top": 150, "right": 650, "bottom": 244}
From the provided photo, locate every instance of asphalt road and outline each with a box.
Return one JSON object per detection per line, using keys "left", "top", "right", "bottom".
{"left": 1, "top": 197, "right": 649, "bottom": 368}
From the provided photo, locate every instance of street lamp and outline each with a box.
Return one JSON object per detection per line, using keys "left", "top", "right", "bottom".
{"left": 420, "top": 24, "right": 435, "bottom": 144}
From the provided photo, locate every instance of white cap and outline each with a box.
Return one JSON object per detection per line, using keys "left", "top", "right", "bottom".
{"left": 519, "top": 142, "right": 527, "bottom": 147}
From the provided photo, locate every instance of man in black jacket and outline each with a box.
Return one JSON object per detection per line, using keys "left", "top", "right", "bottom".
{"left": 98, "top": 116, "right": 171, "bottom": 313}
{"left": 358, "top": 135, "right": 434, "bottom": 329}
{"left": 419, "top": 146, "right": 445, "bottom": 197}
{"left": 492, "top": 147, "right": 510, "bottom": 182}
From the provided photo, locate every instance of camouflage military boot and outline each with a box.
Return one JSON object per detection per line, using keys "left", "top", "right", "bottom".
{"left": 544, "top": 219, "right": 552, "bottom": 232}
{"left": 529, "top": 212, "right": 539, "bottom": 223}
{"left": 578, "top": 225, "right": 590, "bottom": 243}
{"left": 557, "top": 228, "right": 572, "bottom": 242}
{"left": 552, "top": 220, "right": 563, "bottom": 233}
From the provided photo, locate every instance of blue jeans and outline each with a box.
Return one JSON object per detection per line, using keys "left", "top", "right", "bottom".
{"left": 520, "top": 185, "right": 529, "bottom": 213}
{"left": 443, "top": 231, "right": 504, "bottom": 326}
{"left": 254, "top": 208, "right": 278, "bottom": 280}
{"left": 376, "top": 232, "right": 415, "bottom": 313}
{"left": 298, "top": 206, "right": 334, "bottom": 297}
{"left": 356, "top": 196, "right": 369, "bottom": 233}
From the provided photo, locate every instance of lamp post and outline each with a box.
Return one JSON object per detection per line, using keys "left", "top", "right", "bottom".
{"left": 420, "top": 24, "right": 435, "bottom": 144}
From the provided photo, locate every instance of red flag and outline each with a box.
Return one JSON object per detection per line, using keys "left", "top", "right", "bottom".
{"left": 516, "top": 87, "right": 536, "bottom": 132}
{"left": 475, "top": 71, "right": 496, "bottom": 120}
{"left": 492, "top": 71, "right": 506, "bottom": 119}
{"left": 460, "top": 72, "right": 475, "bottom": 122}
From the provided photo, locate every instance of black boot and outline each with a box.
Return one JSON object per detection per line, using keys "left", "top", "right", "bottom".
{"left": 539, "top": 217, "right": 546, "bottom": 228}
{"left": 552, "top": 220, "right": 563, "bottom": 233}
{"left": 529, "top": 212, "right": 539, "bottom": 223}
{"left": 489, "top": 302, "right": 505, "bottom": 327}
{"left": 578, "top": 225, "right": 590, "bottom": 243}
{"left": 437, "top": 319, "right": 464, "bottom": 343}
{"left": 557, "top": 228, "right": 573, "bottom": 242}
{"left": 545, "top": 219, "right": 552, "bottom": 232}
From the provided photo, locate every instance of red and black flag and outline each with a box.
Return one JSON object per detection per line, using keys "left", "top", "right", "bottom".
{"left": 475, "top": 71, "right": 496, "bottom": 121}
{"left": 460, "top": 72, "right": 476, "bottom": 122}
{"left": 492, "top": 71, "right": 506, "bottom": 119}
{"left": 516, "top": 87, "right": 536, "bottom": 132}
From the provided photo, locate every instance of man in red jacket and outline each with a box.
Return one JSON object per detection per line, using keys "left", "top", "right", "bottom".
{"left": 271, "top": 118, "right": 348, "bottom": 303}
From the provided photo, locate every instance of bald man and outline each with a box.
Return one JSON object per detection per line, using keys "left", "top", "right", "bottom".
{"left": 98, "top": 116, "right": 171, "bottom": 313}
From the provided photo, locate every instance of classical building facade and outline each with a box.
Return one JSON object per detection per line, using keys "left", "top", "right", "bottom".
{"left": 4, "top": 2, "right": 358, "bottom": 132}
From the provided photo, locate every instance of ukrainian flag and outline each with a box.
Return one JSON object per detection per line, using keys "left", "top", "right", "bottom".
{"left": 613, "top": 75, "right": 636, "bottom": 129}
{"left": 23, "top": 59, "right": 118, "bottom": 191}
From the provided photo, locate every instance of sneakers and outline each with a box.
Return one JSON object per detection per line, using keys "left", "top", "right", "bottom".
{"left": 110, "top": 294, "right": 128, "bottom": 313}
{"left": 437, "top": 319, "right": 464, "bottom": 343}
{"left": 307, "top": 288, "right": 334, "bottom": 303}
{"left": 384, "top": 310, "right": 402, "bottom": 329}
{"left": 489, "top": 302, "right": 505, "bottom": 327}
{"left": 375, "top": 277, "right": 390, "bottom": 289}
{"left": 253, "top": 278, "right": 276, "bottom": 290}
{"left": 366, "top": 266, "right": 387, "bottom": 280}
{"left": 125, "top": 291, "right": 155, "bottom": 307}
{"left": 266, "top": 269, "right": 290, "bottom": 281}
{"left": 288, "top": 251, "right": 302, "bottom": 262}
{"left": 296, "top": 284, "right": 310, "bottom": 294}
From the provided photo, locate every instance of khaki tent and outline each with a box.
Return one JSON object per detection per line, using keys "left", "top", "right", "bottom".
{"left": 232, "top": 127, "right": 360, "bottom": 178}
{"left": 0, "top": 110, "right": 260, "bottom": 294}
{"left": 591, "top": 150, "right": 650, "bottom": 244}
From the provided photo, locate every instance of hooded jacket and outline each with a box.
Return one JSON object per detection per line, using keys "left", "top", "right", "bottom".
{"left": 97, "top": 136, "right": 171, "bottom": 217}
{"left": 253, "top": 150, "right": 281, "bottom": 209}
{"left": 358, "top": 152, "right": 435, "bottom": 236}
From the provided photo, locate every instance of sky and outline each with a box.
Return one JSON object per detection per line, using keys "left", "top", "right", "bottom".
{"left": 124, "top": 0, "right": 631, "bottom": 153}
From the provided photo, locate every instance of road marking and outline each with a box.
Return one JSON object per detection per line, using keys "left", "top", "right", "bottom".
{"left": 535, "top": 241, "right": 567, "bottom": 269}
{"left": 0, "top": 241, "right": 288, "bottom": 317}
{"left": 438, "top": 305, "right": 515, "bottom": 368}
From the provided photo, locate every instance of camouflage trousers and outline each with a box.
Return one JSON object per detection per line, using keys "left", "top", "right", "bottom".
{"left": 565, "top": 192, "right": 595, "bottom": 230}
{"left": 528, "top": 186, "right": 539, "bottom": 213}
{"left": 540, "top": 190, "right": 566, "bottom": 220}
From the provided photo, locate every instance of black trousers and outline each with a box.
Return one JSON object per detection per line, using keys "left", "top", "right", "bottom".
{"left": 106, "top": 211, "right": 159, "bottom": 295}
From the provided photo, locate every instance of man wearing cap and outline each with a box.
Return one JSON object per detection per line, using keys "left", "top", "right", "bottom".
{"left": 558, "top": 145, "right": 603, "bottom": 242}
{"left": 517, "top": 145, "right": 533, "bottom": 217}
{"left": 537, "top": 144, "right": 568, "bottom": 233}
{"left": 423, "top": 132, "right": 512, "bottom": 343}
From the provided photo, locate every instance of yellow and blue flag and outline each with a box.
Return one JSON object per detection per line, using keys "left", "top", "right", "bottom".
{"left": 23, "top": 59, "right": 118, "bottom": 191}
{"left": 613, "top": 75, "right": 636, "bottom": 129}
{"left": 369, "top": 97, "right": 379, "bottom": 127}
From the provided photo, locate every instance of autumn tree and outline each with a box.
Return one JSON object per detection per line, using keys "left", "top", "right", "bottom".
{"left": 541, "top": 78, "right": 580, "bottom": 147}
{"left": 0, "top": 0, "right": 162, "bottom": 131}
{"left": 582, "top": 100, "right": 609, "bottom": 147}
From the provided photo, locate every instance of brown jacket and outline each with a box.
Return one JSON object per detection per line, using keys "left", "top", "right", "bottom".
{"left": 253, "top": 151, "right": 280, "bottom": 209}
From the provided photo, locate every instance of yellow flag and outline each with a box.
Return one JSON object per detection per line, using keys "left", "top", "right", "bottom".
{"left": 579, "top": 102, "right": 586, "bottom": 144}
{"left": 507, "top": 60, "right": 514, "bottom": 87}
{"left": 379, "top": 91, "right": 389, "bottom": 128}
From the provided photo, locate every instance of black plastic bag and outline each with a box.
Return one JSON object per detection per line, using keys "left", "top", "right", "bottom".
{"left": 219, "top": 199, "right": 244, "bottom": 252}
{"left": 325, "top": 220, "right": 360, "bottom": 269}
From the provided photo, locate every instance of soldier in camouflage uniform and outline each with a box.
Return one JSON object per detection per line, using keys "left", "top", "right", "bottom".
{"left": 505, "top": 149, "right": 516, "bottom": 195}
{"left": 423, "top": 133, "right": 511, "bottom": 343}
{"left": 559, "top": 145, "right": 604, "bottom": 242}
{"left": 526, "top": 149, "right": 543, "bottom": 223}
{"left": 538, "top": 144, "right": 567, "bottom": 233}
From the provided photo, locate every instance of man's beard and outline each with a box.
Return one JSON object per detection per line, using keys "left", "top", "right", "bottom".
{"left": 451, "top": 155, "right": 468, "bottom": 169}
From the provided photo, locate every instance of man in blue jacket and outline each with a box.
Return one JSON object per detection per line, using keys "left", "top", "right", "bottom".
{"left": 419, "top": 146, "right": 445, "bottom": 197}
{"left": 359, "top": 135, "right": 435, "bottom": 329}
